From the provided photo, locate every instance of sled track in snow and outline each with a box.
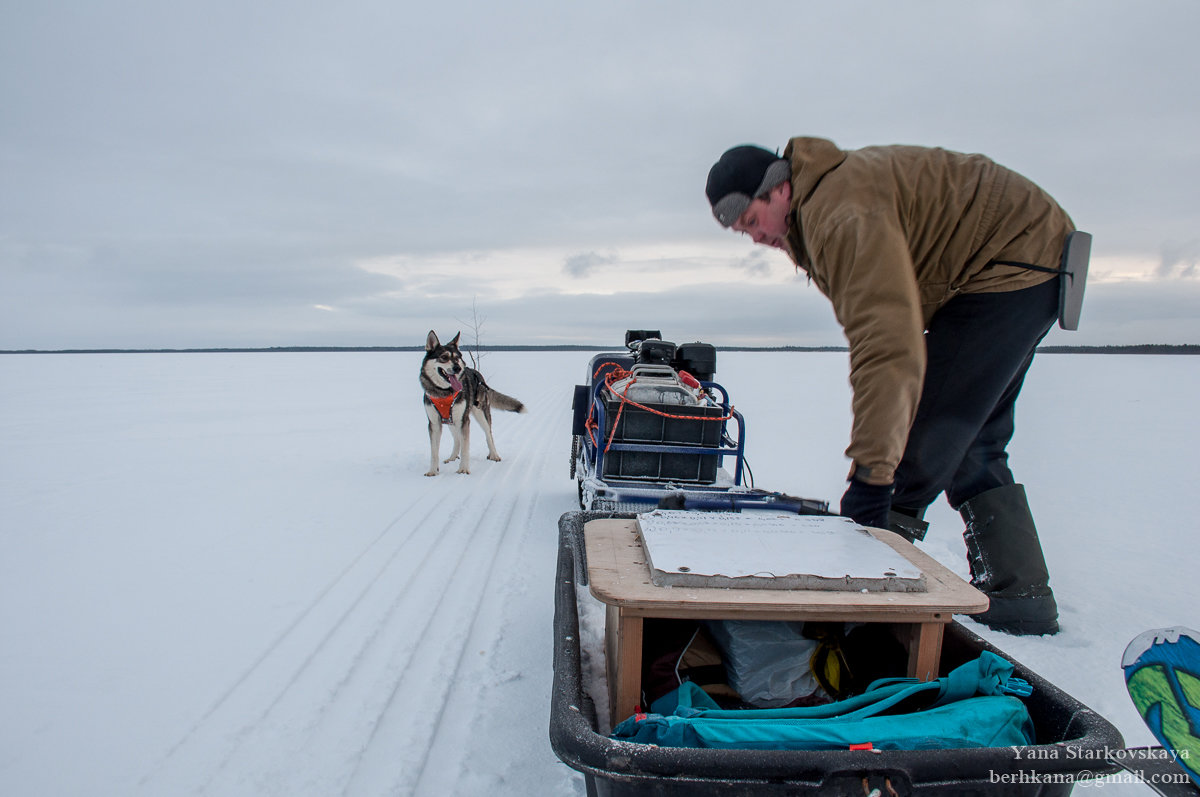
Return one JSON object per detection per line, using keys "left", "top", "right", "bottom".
{"left": 139, "top": 388, "right": 569, "bottom": 796}
{"left": 365, "top": 398, "right": 566, "bottom": 797}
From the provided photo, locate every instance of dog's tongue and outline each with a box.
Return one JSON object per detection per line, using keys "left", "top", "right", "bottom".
{"left": 448, "top": 373, "right": 463, "bottom": 392}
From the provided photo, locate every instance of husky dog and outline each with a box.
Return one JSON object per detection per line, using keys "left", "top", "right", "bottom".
{"left": 421, "top": 330, "right": 526, "bottom": 476}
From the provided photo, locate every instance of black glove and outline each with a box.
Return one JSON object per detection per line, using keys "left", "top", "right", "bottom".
{"left": 839, "top": 477, "right": 894, "bottom": 529}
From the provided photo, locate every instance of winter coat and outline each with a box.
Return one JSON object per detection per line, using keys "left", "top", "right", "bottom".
{"left": 781, "top": 137, "right": 1073, "bottom": 486}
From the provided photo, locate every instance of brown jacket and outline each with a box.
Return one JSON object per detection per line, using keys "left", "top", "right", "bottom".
{"left": 781, "top": 137, "right": 1073, "bottom": 485}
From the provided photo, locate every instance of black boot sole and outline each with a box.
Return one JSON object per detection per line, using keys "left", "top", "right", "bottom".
{"left": 970, "top": 593, "right": 1060, "bottom": 636}
{"left": 975, "top": 614, "right": 1061, "bottom": 636}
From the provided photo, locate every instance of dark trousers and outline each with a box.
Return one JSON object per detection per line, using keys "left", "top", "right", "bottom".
{"left": 892, "top": 277, "right": 1059, "bottom": 512}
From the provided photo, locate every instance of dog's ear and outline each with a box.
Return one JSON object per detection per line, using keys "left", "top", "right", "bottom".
{"left": 449, "top": 332, "right": 461, "bottom": 348}
{"left": 426, "top": 330, "right": 440, "bottom": 351}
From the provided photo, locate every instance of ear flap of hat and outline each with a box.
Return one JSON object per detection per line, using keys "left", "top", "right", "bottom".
{"left": 711, "top": 193, "right": 752, "bottom": 228}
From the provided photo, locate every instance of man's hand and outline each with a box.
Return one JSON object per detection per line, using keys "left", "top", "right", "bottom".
{"left": 839, "top": 477, "right": 893, "bottom": 529}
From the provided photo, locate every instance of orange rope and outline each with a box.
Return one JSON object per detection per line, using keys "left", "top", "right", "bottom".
{"left": 587, "top": 365, "right": 734, "bottom": 454}
{"left": 603, "top": 372, "right": 650, "bottom": 453}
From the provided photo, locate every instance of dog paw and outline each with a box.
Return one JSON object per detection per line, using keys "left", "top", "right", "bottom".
{"left": 488, "top": 454, "right": 502, "bottom": 462}
{"left": 424, "top": 470, "right": 439, "bottom": 477}
{"left": 456, "top": 466, "right": 470, "bottom": 474}
{"left": 443, "top": 455, "right": 459, "bottom": 464}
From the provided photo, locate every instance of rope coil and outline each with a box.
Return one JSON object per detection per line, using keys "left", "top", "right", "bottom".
{"left": 585, "top": 365, "right": 734, "bottom": 454}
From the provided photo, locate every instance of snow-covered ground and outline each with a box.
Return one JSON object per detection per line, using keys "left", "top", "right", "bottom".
{"left": 1, "top": 349, "right": 1195, "bottom": 796}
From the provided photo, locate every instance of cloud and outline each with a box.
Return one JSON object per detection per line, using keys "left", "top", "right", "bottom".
{"left": 737, "top": 250, "right": 774, "bottom": 278}
{"left": 2, "top": 1, "right": 1199, "bottom": 348}
{"left": 562, "top": 251, "right": 618, "bottom": 279}
{"left": 1041, "top": 278, "right": 1200, "bottom": 347}
{"left": 1157, "top": 240, "right": 1200, "bottom": 279}
{"left": 440, "top": 280, "right": 846, "bottom": 348}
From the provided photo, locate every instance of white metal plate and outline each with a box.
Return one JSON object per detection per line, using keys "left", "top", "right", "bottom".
{"left": 635, "top": 510, "right": 926, "bottom": 591}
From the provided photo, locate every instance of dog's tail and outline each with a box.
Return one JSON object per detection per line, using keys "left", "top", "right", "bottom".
{"left": 490, "top": 390, "right": 527, "bottom": 414}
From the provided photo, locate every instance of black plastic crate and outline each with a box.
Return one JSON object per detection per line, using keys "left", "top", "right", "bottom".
{"left": 601, "top": 448, "right": 718, "bottom": 484}
{"left": 601, "top": 398, "right": 723, "bottom": 446}
{"left": 601, "top": 399, "right": 723, "bottom": 483}
{"left": 551, "top": 512, "right": 1125, "bottom": 797}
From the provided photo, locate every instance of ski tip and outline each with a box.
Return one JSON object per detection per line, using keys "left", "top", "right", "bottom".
{"left": 1122, "top": 626, "right": 1200, "bottom": 670}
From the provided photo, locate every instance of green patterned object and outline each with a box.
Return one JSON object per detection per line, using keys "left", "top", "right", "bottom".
{"left": 1123, "top": 627, "right": 1200, "bottom": 788}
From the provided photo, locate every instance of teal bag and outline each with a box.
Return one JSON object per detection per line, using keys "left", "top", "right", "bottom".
{"left": 611, "top": 651, "right": 1036, "bottom": 751}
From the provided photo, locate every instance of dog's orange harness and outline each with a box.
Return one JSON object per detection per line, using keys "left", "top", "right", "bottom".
{"left": 428, "top": 390, "right": 461, "bottom": 423}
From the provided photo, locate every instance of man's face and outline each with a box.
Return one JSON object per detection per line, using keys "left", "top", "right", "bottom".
{"left": 731, "top": 183, "right": 790, "bottom": 250}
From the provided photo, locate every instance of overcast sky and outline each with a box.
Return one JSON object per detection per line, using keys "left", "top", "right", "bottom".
{"left": 2, "top": 0, "right": 1198, "bottom": 350}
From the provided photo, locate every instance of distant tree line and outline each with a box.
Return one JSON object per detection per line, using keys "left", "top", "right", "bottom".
{"left": 1034, "top": 344, "right": 1200, "bottom": 355}
{"left": 3, "top": 344, "right": 1198, "bottom": 355}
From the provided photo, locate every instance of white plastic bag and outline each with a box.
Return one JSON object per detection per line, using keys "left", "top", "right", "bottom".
{"left": 705, "top": 620, "right": 821, "bottom": 708}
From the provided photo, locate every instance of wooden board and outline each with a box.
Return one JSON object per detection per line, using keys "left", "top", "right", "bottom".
{"left": 586, "top": 518, "right": 988, "bottom": 622}
{"left": 586, "top": 517, "right": 989, "bottom": 725}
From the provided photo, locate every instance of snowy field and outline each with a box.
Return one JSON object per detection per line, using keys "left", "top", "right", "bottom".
{"left": 1, "top": 349, "right": 1196, "bottom": 796}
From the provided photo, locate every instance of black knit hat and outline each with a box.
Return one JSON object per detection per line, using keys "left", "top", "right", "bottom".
{"left": 705, "top": 145, "right": 791, "bottom": 227}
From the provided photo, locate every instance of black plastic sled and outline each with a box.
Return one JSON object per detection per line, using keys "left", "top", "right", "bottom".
{"left": 551, "top": 512, "right": 1126, "bottom": 797}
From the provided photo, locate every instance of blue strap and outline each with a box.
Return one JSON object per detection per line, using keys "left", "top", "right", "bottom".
{"left": 657, "top": 652, "right": 1026, "bottom": 722}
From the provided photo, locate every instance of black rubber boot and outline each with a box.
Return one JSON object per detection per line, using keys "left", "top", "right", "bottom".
{"left": 960, "top": 483, "right": 1060, "bottom": 636}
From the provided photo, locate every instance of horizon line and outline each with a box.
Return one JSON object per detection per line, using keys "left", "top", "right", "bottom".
{"left": 3, "top": 344, "right": 1200, "bottom": 355}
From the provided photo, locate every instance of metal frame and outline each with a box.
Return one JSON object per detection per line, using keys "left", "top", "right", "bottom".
{"left": 573, "top": 357, "right": 827, "bottom": 515}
